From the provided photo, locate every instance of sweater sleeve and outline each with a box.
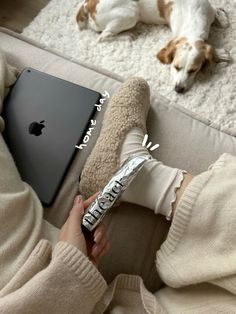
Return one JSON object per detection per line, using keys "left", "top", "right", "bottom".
{"left": 156, "top": 153, "right": 236, "bottom": 296}
{"left": 0, "top": 240, "right": 107, "bottom": 314}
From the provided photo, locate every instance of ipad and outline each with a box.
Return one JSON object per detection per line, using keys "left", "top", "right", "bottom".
{"left": 2, "top": 68, "right": 101, "bottom": 206}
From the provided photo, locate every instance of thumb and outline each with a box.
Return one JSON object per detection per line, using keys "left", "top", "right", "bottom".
{"left": 73, "top": 196, "right": 94, "bottom": 241}
{"left": 70, "top": 196, "right": 85, "bottom": 229}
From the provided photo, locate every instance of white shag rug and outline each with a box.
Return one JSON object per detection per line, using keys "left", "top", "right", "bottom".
{"left": 23, "top": 0, "right": 236, "bottom": 134}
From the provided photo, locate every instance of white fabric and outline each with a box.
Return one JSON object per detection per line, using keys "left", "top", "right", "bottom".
{"left": 120, "top": 128, "right": 186, "bottom": 219}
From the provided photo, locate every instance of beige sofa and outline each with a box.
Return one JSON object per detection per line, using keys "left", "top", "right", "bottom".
{"left": 1, "top": 27, "right": 236, "bottom": 293}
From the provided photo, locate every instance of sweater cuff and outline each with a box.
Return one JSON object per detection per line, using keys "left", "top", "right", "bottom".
{"left": 52, "top": 241, "right": 107, "bottom": 301}
{"left": 156, "top": 170, "right": 212, "bottom": 285}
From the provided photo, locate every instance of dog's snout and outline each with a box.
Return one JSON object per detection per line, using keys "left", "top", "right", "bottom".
{"left": 175, "top": 85, "right": 185, "bottom": 93}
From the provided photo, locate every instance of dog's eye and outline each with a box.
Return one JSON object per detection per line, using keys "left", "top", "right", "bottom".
{"left": 188, "top": 69, "right": 197, "bottom": 74}
{"left": 174, "top": 65, "right": 181, "bottom": 71}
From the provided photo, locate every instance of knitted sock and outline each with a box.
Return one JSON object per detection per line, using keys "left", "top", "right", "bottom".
{"left": 119, "top": 127, "right": 187, "bottom": 220}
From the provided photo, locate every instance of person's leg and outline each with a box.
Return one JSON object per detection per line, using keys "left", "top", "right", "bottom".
{"left": 172, "top": 173, "right": 193, "bottom": 214}
{"left": 80, "top": 77, "right": 193, "bottom": 221}
{"left": 0, "top": 53, "right": 58, "bottom": 289}
{"left": 119, "top": 127, "right": 193, "bottom": 220}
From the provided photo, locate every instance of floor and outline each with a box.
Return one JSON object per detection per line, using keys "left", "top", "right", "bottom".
{"left": 0, "top": 0, "right": 49, "bottom": 33}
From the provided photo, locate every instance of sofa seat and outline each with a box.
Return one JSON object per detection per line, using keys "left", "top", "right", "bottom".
{"left": 1, "top": 27, "right": 236, "bottom": 292}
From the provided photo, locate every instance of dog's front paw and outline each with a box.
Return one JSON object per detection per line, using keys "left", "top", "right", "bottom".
{"left": 214, "top": 8, "right": 230, "bottom": 29}
{"left": 97, "top": 31, "right": 114, "bottom": 43}
{"left": 214, "top": 48, "right": 231, "bottom": 63}
{"left": 118, "top": 31, "right": 137, "bottom": 42}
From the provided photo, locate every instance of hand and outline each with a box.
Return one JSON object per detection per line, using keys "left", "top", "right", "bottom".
{"left": 59, "top": 193, "right": 110, "bottom": 266}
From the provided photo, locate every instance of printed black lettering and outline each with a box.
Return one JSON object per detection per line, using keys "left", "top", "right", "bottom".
{"left": 89, "top": 208, "right": 102, "bottom": 215}
{"left": 98, "top": 201, "right": 108, "bottom": 211}
{"left": 115, "top": 180, "right": 123, "bottom": 187}
{"left": 84, "top": 218, "right": 93, "bottom": 226}
{"left": 104, "top": 193, "right": 115, "bottom": 202}
{"left": 89, "top": 212, "right": 99, "bottom": 221}
{"left": 93, "top": 209, "right": 102, "bottom": 218}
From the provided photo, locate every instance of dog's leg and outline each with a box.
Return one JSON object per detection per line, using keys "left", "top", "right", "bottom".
{"left": 213, "top": 8, "right": 230, "bottom": 29}
{"left": 118, "top": 29, "right": 137, "bottom": 41}
{"left": 97, "top": 30, "right": 115, "bottom": 43}
{"left": 214, "top": 48, "right": 231, "bottom": 63}
{"left": 97, "top": 17, "right": 138, "bottom": 43}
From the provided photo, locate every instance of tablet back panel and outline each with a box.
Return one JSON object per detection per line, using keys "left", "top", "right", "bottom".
{"left": 2, "top": 68, "right": 100, "bottom": 206}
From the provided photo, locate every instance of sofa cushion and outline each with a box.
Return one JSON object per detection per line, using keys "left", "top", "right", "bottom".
{"left": 1, "top": 27, "right": 236, "bottom": 292}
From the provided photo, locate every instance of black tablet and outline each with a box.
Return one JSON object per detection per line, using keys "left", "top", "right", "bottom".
{"left": 2, "top": 68, "right": 101, "bottom": 206}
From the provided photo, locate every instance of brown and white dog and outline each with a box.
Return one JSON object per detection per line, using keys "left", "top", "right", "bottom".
{"left": 76, "top": 0, "right": 230, "bottom": 92}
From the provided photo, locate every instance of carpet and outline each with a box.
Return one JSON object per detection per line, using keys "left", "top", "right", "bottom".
{"left": 22, "top": 0, "right": 236, "bottom": 134}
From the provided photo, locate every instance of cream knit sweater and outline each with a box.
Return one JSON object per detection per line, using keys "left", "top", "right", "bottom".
{"left": 1, "top": 53, "right": 236, "bottom": 313}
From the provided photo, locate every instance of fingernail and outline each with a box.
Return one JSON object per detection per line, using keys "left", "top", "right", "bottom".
{"left": 94, "top": 232, "right": 101, "bottom": 243}
{"left": 76, "top": 195, "right": 82, "bottom": 204}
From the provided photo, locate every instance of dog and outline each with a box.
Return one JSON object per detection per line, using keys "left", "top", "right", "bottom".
{"left": 76, "top": 0, "right": 230, "bottom": 92}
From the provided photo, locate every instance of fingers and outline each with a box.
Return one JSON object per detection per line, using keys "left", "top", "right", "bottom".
{"left": 59, "top": 196, "right": 88, "bottom": 255}
{"left": 93, "top": 242, "right": 110, "bottom": 265}
{"left": 91, "top": 231, "right": 109, "bottom": 259}
{"left": 98, "top": 241, "right": 110, "bottom": 258}
{"left": 70, "top": 196, "right": 85, "bottom": 229}
{"left": 83, "top": 192, "right": 99, "bottom": 209}
{"left": 67, "top": 194, "right": 110, "bottom": 264}
{"left": 69, "top": 193, "right": 100, "bottom": 242}
{"left": 88, "top": 223, "right": 110, "bottom": 262}
{"left": 93, "top": 224, "right": 105, "bottom": 243}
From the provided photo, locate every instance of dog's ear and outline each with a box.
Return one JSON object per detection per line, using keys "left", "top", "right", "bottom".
{"left": 157, "top": 39, "right": 177, "bottom": 64}
{"left": 200, "top": 44, "right": 214, "bottom": 69}
{"left": 195, "top": 41, "right": 214, "bottom": 67}
{"left": 76, "top": 5, "right": 85, "bottom": 22}
{"left": 76, "top": 3, "right": 88, "bottom": 28}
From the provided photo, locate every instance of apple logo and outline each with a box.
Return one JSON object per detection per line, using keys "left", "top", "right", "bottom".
{"left": 28, "top": 120, "right": 45, "bottom": 136}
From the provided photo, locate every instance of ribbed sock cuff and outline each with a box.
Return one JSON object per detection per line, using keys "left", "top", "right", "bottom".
{"left": 162, "top": 169, "right": 187, "bottom": 221}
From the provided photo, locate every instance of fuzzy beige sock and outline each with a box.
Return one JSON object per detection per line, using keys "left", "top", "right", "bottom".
{"left": 79, "top": 77, "right": 150, "bottom": 199}
{"left": 119, "top": 127, "right": 187, "bottom": 220}
{"left": 79, "top": 77, "right": 186, "bottom": 219}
